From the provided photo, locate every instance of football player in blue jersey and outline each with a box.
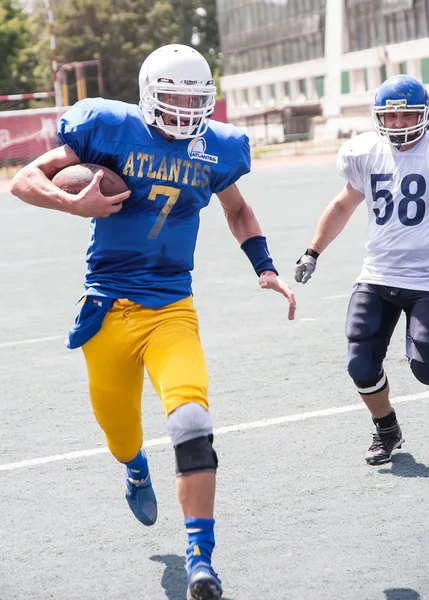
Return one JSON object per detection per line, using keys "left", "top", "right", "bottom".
{"left": 11, "top": 44, "right": 296, "bottom": 600}
{"left": 294, "top": 74, "right": 429, "bottom": 468}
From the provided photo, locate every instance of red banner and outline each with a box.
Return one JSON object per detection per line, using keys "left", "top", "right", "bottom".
{"left": 0, "top": 108, "right": 67, "bottom": 164}
{"left": 212, "top": 98, "right": 227, "bottom": 123}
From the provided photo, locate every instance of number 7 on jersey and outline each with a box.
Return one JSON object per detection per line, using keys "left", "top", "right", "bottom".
{"left": 147, "top": 184, "right": 181, "bottom": 239}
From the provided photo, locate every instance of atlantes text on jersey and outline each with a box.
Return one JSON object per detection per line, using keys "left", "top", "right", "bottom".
{"left": 58, "top": 98, "right": 250, "bottom": 309}
{"left": 338, "top": 131, "right": 429, "bottom": 291}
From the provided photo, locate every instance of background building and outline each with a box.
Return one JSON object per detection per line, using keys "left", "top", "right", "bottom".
{"left": 216, "top": 0, "right": 429, "bottom": 145}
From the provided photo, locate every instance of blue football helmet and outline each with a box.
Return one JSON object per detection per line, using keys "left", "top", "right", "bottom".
{"left": 373, "top": 75, "right": 429, "bottom": 148}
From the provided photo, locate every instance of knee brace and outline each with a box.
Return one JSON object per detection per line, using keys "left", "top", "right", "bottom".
{"left": 409, "top": 359, "right": 429, "bottom": 385}
{"left": 167, "top": 402, "right": 218, "bottom": 475}
{"left": 174, "top": 434, "right": 218, "bottom": 476}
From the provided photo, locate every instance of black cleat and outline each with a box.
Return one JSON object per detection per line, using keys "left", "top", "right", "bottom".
{"left": 366, "top": 424, "right": 404, "bottom": 465}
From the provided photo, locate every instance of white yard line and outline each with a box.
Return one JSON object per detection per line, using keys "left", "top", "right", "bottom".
{"left": 1, "top": 391, "right": 428, "bottom": 472}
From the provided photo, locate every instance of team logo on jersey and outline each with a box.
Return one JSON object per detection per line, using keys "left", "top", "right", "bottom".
{"left": 188, "top": 137, "right": 218, "bottom": 164}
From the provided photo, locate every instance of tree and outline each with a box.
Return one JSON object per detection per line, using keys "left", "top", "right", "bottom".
{"left": 0, "top": 0, "right": 40, "bottom": 105}
{"left": 52, "top": 0, "right": 176, "bottom": 102}
{"left": 54, "top": 0, "right": 221, "bottom": 102}
{"left": 170, "top": 0, "right": 220, "bottom": 74}
{"left": 5, "top": 0, "right": 222, "bottom": 105}
{"left": 189, "top": 1, "right": 222, "bottom": 95}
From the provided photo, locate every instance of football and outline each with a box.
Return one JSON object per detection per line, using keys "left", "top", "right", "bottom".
{"left": 52, "top": 163, "right": 128, "bottom": 196}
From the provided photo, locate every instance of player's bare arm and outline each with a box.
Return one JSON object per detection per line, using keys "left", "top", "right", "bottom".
{"left": 217, "top": 183, "right": 262, "bottom": 242}
{"left": 295, "top": 182, "right": 365, "bottom": 284}
{"left": 218, "top": 183, "right": 296, "bottom": 320}
{"left": 10, "top": 144, "right": 130, "bottom": 218}
{"left": 308, "top": 182, "right": 365, "bottom": 254}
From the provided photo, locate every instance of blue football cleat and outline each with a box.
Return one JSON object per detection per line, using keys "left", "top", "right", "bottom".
{"left": 187, "top": 562, "right": 223, "bottom": 600}
{"left": 125, "top": 472, "right": 157, "bottom": 526}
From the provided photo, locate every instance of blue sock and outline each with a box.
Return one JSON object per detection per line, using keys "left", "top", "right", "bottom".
{"left": 125, "top": 450, "right": 149, "bottom": 481}
{"left": 184, "top": 517, "right": 215, "bottom": 573}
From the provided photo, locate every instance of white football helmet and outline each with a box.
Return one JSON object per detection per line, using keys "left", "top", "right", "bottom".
{"left": 139, "top": 44, "right": 217, "bottom": 140}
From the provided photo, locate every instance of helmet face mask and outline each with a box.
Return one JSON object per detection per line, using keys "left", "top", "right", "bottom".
{"left": 139, "top": 45, "right": 217, "bottom": 140}
{"left": 373, "top": 75, "right": 429, "bottom": 149}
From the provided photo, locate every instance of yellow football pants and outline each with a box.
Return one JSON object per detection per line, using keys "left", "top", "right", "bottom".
{"left": 82, "top": 296, "right": 209, "bottom": 462}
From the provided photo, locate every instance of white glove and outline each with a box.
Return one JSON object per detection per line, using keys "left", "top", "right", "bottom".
{"left": 294, "top": 253, "right": 318, "bottom": 284}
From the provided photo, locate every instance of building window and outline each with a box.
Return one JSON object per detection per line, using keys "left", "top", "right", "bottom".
{"left": 345, "top": 0, "right": 429, "bottom": 52}
{"left": 400, "top": 61, "right": 407, "bottom": 74}
{"left": 421, "top": 58, "right": 429, "bottom": 83}
{"left": 416, "top": 0, "right": 429, "bottom": 38}
{"left": 363, "top": 68, "right": 368, "bottom": 90}
{"left": 315, "top": 76, "right": 324, "bottom": 98}
{"left": 218, "top": 2, "right": 327, "bottom": 75}
{"left": 380, "top": 64, "right": 387, "bottom": 82}
{"left": 299, "top": 79, "right": 307, "bottom": 97}
{"left": 284, "top": 81, "right": 291, "bottom": 97}
{"left": 341, "top": 71, "right": 350, "bottom": 94}
{"left": 386, "top": 14, "right": 395, "bottom": 43}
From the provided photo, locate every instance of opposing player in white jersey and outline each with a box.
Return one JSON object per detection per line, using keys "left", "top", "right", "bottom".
{"left": 294, "top": 74, "right": 429, "bottom": 465}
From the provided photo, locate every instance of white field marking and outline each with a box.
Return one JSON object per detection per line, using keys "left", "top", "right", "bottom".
{"left": 299, "top": 318, "right": 317, "bottom": 322}
{"left": 0, "top": 255, "right": 81, "bottom": 268}
{"left": 1, "top": 391, "right": 428, "bottom": 472}
{"left": 0, "top": 335, "right": 64, "bottom": 349}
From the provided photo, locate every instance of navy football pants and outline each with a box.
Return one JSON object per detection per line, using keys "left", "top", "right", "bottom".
{"left": 346, "top": 283, "right": 429, "bottom": 390}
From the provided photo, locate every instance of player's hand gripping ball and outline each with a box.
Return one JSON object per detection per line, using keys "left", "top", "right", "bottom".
{"left": 52, "top": 163, "right": 128, "bottom": 196}
{"left": 52, "top": 163, "right": 130, "bottom": 218}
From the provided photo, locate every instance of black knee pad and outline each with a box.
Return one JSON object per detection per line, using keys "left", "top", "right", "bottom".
{"left": 174, "top": 434, "right": 218, "bottom": 476}
{"left": 347, "top": 351, "right": 383, "bottom": 385}
{"left": 409, "top": 359, "right": 429, "bottom": 385}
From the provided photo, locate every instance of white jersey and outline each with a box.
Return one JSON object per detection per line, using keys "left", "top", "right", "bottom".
{"left": 338, "top": 131, "right": 429, "bottom": 291}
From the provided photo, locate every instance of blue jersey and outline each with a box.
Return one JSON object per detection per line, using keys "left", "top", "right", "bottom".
{"left": 58, "top": 98, "right": 250, "bottom": 309}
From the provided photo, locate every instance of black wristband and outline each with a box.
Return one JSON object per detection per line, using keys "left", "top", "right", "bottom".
{"left": 305, "top": 248, "right": 319, "bottom": 260}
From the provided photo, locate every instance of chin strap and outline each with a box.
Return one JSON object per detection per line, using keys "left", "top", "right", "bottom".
{"left": 393, "top": 135, "right": 402, "bottom": 150}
